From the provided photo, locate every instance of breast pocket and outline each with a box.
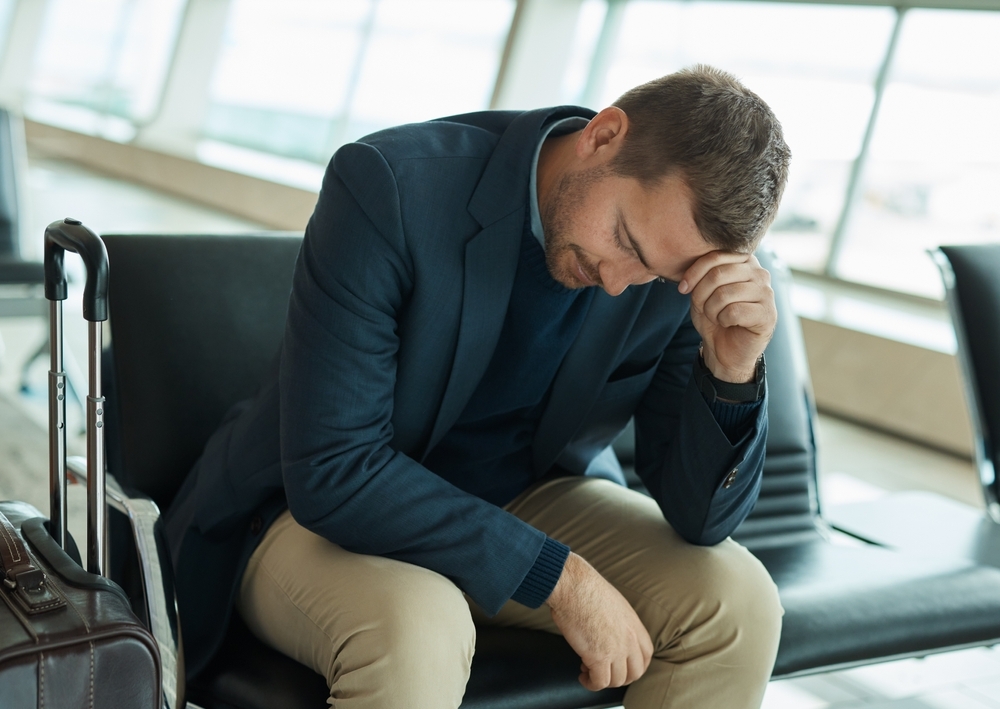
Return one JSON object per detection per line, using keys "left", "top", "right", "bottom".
{"left": 600, "top": 355, "right": 662, "bottom": 402}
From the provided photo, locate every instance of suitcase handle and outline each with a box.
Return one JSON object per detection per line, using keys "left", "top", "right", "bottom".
{"left": 43, "top": 217, "right": 109, "bottom": 577}
{"left": 44, "top": 217, "right": 109, "bottom": 322}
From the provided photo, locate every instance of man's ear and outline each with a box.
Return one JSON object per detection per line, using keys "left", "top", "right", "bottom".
{"left": 576, "top": 106, "right": 629, "bottom": 162}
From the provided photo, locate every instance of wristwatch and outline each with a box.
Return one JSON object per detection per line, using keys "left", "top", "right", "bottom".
{"left": 694, "top": 348, "right": 766, "bottom": 404}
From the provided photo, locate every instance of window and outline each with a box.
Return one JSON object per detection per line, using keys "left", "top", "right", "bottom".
{"left": 203, "top": 0, "right": 515, "bottom": 164}
{"left": 599, "top": 1, "right": 896, "bottom": 273}
{"left": 0, "top": 0, "right": 17, "bottom": 62}
{"left": 560, "top": 0, "right": 608, "bottom": 105}
{"left": 834, "top": 9, "right": 1000, "bottom": 298}
{"left": 343, "top": 0, "right": 515, "bottom": 143}
{"left": 25, "top": 0, "right": 186, "bottom": 138}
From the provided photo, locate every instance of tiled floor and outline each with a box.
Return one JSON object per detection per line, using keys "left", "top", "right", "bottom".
{"left": 762, "top": 647, "right": 1000, "bottom": 708}
{"left": 2, "top": 155, "right": 997, "bottom": 709}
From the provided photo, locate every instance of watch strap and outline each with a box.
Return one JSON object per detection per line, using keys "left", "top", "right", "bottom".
{"left": 695, "top": 352, "right": 765, "bottom": 404}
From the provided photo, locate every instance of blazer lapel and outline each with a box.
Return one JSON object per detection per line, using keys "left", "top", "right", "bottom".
{"left": 423, "top": 105, "right": 598, "bottom": 460}
{"left": 424, "top": 210, "right": 523, "bottom": 457}
{"left": 532, "top": 287, "right": 648, "bottom": 473}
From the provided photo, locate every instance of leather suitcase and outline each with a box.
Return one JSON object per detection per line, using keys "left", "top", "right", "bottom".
{"left": 0, "top": 219, "right": 161, "bottom": 708}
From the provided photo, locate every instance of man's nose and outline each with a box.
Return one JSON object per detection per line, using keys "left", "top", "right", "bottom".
{"left": 598, "top": 261, "right": 655, "bottom": 295}
{"left": 599, "top": 259, "right": 644, "bottom": 297}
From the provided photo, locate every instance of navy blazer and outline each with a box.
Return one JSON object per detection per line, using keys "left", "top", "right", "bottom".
{"left": 165, "top": 106, "right": 768, "bottom": 678}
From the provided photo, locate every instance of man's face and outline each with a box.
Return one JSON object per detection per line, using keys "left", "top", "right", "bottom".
{"left": 542, "top": 168, "right": 715, "bottom": 296}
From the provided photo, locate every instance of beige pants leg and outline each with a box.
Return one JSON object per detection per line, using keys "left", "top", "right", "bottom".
{"left": 236, "top": 510, "right": 476, "bottom": 708}
{"left": 475, "top": 476, "right": 784, "bottom": 709}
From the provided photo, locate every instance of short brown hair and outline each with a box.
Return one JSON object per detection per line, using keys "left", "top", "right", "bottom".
{"left": 611, "top": 65, "right": 790, "bottom": 252}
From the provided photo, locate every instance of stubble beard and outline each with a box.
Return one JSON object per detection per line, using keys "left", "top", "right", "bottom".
{"left": 541, "top": 166, "right": 607, "bottom": 289}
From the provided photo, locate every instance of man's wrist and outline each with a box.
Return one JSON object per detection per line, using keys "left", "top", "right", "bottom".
{"left": 695, "top": 348, "right": 765, "bottom": 404}
{"left": 513, "top": 537, "right": 571, "bottom": 609}
{"left": 547, "top": 551, "right": 582, "bottom": 609}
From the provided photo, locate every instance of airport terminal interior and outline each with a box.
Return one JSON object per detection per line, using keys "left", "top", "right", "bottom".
{"left": 1, "top": 0, "right": 1000, "bottom": 707}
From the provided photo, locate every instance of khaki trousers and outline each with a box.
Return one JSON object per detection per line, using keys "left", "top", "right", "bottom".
{"left": 237, "top": 477, "right": 783, "bottom": 708}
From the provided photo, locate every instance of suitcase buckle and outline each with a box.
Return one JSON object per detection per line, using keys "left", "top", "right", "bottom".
{"left": 14, "top": 567, "right": 45, "bottom": 592}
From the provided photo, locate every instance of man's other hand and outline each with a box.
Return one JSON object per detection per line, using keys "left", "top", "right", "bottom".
{"left": 546, "top": 552, "right": 654, "bottom": 691}
{"left": 678, "top": 251, "right": 776, "bottom": 383}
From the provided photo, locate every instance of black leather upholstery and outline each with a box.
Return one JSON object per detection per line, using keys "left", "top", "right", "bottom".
{"left": 101, "top": 234, "right": 1000, "bottom": 709}
{"left": 761, "top": 539, "right": 1000, "bottom": 676}
{"left": 190, "top": 616, "right": 626, "bottom": 709}
{"left": 822, "top": 245, "right": 1000, "bottom": 639}
{"left": 938, "top": 245, "right": 1000, "bottom": 508}
{"left": 0, "top": 108, "right": 20, "bottom": 258}
{"left": 0, "top": 108, "right": 42, "bottom": 286}
{"left": 734, "top": 251, "right": 822, "bottom": 548}
{"left": 102, "top": 233, "right": 302, "bottom": 508}
{"left": 0, "top": 257, "right": 44, "bottom": 285}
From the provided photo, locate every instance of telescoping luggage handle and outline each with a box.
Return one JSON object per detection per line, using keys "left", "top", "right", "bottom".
{"left": 43, "top": 217, "right": 109, "bottom": 578}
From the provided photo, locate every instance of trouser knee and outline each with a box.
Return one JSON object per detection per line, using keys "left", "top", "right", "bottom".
{"left": 329, "top": 570, "right": 477, "bottom": 707}
{"left": 368, "top": 576, "right": 477, "bottom": 669}
{"left": 650, "top": 540, "right": 783, "bottom": 663}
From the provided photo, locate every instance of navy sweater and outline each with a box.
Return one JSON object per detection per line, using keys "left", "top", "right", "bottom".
{"left": 424, "top": 216, "right": 590, "bottom": 606}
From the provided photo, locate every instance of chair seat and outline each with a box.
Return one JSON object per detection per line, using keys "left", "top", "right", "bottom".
{"left": 827, "top": 491, "right": 1000, "bottom": 569}
{"left": 0, "top": 257, "right": 44, "bottom": 285}
{"left": 188, "top": 615, "right": 625, "bottom": 709}
{"left": 759, "top": 539, "right": 1000, "bottom": 677}
{"left": 188, "top": 537, "right": 1000, "bottom": 708}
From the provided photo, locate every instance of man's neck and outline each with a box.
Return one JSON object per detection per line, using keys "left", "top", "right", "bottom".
{"left": 536, "top": 130, "right": 582, "bottom": 223}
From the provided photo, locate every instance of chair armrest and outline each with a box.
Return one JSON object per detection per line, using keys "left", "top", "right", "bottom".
{"left": 68, "top": 456, "right": 184, "bottom": 709}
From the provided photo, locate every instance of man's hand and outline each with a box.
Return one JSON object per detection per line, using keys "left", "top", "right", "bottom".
{"left": 678, "top": 252, "right": 776, "bottom": 383}
{"left": 546, "top": 552, "right": 653, "bottom": 691}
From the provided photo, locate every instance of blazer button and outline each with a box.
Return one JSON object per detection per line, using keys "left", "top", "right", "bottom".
{"left": 723, "top": 469, "right": 738, "bottom": 489}
{"left": 250, "top": 515, "right": 263, "bottom": 535}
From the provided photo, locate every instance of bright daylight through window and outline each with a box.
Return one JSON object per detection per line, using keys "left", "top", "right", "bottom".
{"left": 204, "top": 0, "right": 515, "bottom": 163}
{"left": 9, "top": 0, "right": 999, "bottom": 300}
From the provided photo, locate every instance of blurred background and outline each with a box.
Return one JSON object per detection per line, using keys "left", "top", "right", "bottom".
{"left": 3, "top": 2, "right": 1000, "bottom": 706}
{"left": 0, "top": 0, "right": 997, "bottom": 299}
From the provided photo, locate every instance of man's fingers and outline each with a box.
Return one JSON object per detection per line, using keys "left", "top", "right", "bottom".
{"left": 688, "top": 261, "right": 768, "bottom": 309}
{"left": 700, "top": 281, "right": 774, "bottom": 327}
{"left": 608, "top": 658, "right": 628, "bottom": 688}
{"left": 641, "top": 629, "right": 654, "bottom": 670}
{"left": 679, "top": 251, "right": 754, "bottom": 295}
{"left": 716, "top": 300, "right": 775, "bottom": 330}
{"left": 581, "top": 659, "right": 611, "bottom": 691}
{"left": 625, "top": 650, "right": 647, "bottom": 685}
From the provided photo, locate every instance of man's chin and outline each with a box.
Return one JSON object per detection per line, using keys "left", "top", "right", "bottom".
{"left": 549, "top": 261, "right": 587, "bottom": 289}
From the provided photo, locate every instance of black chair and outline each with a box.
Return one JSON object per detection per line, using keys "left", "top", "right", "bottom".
{"left": 86, "top": 233, "right": 1000, "bottom": 709}
{"left": 937, "top": 246, "right": 1000, "bottom": 523}
{"left": 0, "top": 108, "right": 46, "bottom": 362}
{"left": 828, "top": 247, "right": 1000, "bottom": 570}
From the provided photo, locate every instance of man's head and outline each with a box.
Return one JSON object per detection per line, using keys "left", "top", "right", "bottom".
{"left": 610, "top": 65, "right": 790, "bottom": 252}
{"left": 538, "top": 65, "right": 790, "bottom": 294}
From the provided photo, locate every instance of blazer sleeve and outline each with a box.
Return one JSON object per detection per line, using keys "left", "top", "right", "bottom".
{"left": 279, "top": 142, "right": 548, "bottom": 615}
{"left": 632, "top": 313, "right": 768, "bottom": 546}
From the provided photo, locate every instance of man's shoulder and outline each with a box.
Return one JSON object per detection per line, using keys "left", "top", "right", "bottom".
{"left": 355, "top": 110, "right": 523, "bottom": 167}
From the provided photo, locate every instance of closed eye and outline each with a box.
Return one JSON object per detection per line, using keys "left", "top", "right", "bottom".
{"left": 613, "top": 221, "right": 635, "bottom": 257}
{"left": 616, "top": 217, "right": 667, "bottom": 284}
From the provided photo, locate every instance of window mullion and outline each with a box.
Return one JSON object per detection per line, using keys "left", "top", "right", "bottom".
{"left": 825, "top": 5, "right": 906, "bottom": 277}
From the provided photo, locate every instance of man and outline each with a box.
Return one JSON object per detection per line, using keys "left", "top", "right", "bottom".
{"left": 165, "top": 65, "right": 790, "bottom": 708}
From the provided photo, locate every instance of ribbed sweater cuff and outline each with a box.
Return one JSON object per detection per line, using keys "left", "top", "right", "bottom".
{"left": 709, "top": 398, "right": 762, "bottom": 444}
{"left": 510, "top": 536, "right": 571, "bottom": 608}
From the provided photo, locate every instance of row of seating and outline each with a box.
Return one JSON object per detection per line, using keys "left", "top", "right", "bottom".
{"left": 4, "top": 105, "right": 1000, "bottom": 708}
{"left": 97, "top": 233, "right": 1000, "bottom": 709}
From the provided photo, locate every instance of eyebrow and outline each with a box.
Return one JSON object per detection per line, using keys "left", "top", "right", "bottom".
{"left": 619, "top": 211, "right": 653, "bottom": 272}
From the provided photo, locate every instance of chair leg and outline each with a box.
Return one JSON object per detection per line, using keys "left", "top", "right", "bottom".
{"left": 18, "top": 336, "right": 48, "bottom": 393}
